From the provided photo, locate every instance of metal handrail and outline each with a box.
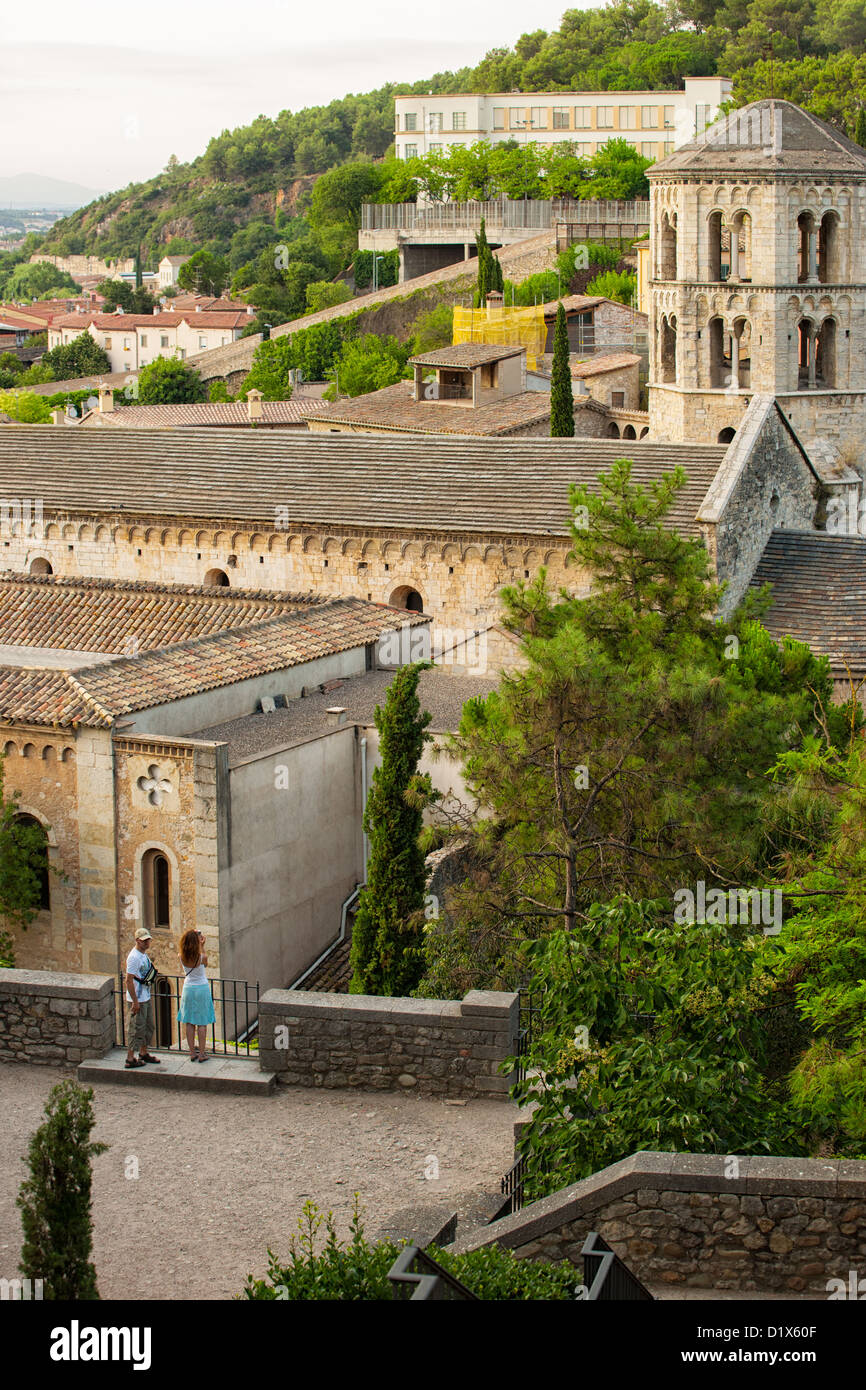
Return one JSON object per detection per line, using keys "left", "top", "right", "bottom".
{"left": 115, "top": 971, "right": 259, "bottom": 1055}
{"left": 361, "top": 198, "right": 649, "bottom": 232}
{"left": 582, "top": 1230, "right": 655, "bottom": 1300}
{"left": 387, "top": 1246, "right": 479, "bottom": 1300}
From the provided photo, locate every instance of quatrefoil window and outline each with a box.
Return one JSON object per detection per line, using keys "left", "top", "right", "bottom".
{"left": 137, "top": 764, "right": 172, "bottom": 807}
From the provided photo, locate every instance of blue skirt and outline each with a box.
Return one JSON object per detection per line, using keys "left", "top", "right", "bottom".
{"left": 178, "top": 982, "right": 215, "bottom": 1026}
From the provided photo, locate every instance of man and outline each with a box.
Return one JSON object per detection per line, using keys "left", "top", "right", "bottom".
{"left": 125, "top": 927, "right": 161, "bottom": 1069}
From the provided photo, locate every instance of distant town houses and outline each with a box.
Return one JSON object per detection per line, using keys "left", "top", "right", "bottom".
{"left": 158, "top": 254, "right": 191, "bottom": 288}
{"left": 47, "top": 305, "right": 255, "bottom": 373}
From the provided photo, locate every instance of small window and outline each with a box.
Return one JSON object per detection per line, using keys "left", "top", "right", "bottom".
{"left": 104, "top": 337, "right": 112, "bottom": 349}
{"left": 552, "top": 107, "right": 570, "bottom": 130}
{"left": 428, "top": 143, "right": 441, "bottom": 152}
{"left": 404, "top": 112, "right": 417, "bottom": 132}
{"left": 664, "top": 105, "right": 675, "bottom": 129}
{"left": 696, "top": 103, "right": 711, "bottom": 133}
{"left": 142, "top": 848, "right": 171, "bottom": 932}
{"left": 578, "top": 143, "right": 595, "bottom": 158}
{"left": 663, "top": 142, "right": 675, "bottom": 154}
{"left": 509, "top": 107, "right": 526, "bottom": 128}
{"left": 530, "top": 106, "right": 547, "bottom": 129}
{"left": 428, "top": 111, "right": 443, "bottom": 131}
{"left": 160, "top": 334, "right": 169, "bottom": 347}
{"left": 641, "top": 143, "right": 657, "bottom": 159}
{"left": 452, "top": 111, "right": 466, "bottom": 130}
{"left": 404, "top": 144, "right": 418, "bottom": 160}
{"left": 597, "top": 106, "right": 614, "bottom": 128}
{"left": 123, "top": 338, "right": 130, "bottom": 350}
{"left": 641, "top": 106, "right": 659, "bottom": 128}
{"left": 618, "top": 106, "right": 636, "bottom": 130}
{"left": 199, "top": 336, "right": 206, "bottom": 349}
{"left": 611, "top": 390, "right": 625, "bottom": 408}
{"left": 493, "top": 107, "right": 505, "bottom": 130}
{"left": 140, "top": 334, "right": 147, "bottom": 346}
{"left": 574, "top": 107, "right": 592, "bottom": 128}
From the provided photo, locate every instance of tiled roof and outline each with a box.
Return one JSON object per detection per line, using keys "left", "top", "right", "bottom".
{"left": 86, "top": 400, "right": 321, "bottom": 428}
{"left": 0, "top": 427, "right": 728, "bottom": 539}
{"left": 306, "top": 380, "right": 552, "bottom": 436}
{"left": 653, "top": 100, "right": 866, "bottom": 176}
{"left": 0, "top": 574, "right": 328, "bottom": 653}
{"left": 52, "top": 312, "right": 248, "bottom": 330}
{"left": 751, "top": 531, "right": 866, "bottom": 674}
{"left": 539, "top": 295, "right": 604, "bottom": 317}
{"left": 0, "top": 595, "right": 428, "bottom": 727}
{"left": 572, "top": 352, "right": 642, "bottom": 378}
{"left": 409, "top": 343, "right": 524, "bottom": 368}
{"left": 168, "top": 295, "right": 249, "bottom": 313}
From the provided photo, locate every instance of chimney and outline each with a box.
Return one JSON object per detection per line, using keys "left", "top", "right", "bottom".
{"left": 246, "top": 388, "right": 263, "bottom": 422}
{"left": 98, "top": 385, "right": 114, "bottom": 414}
{"left": 195, "top": 304, "right": 201, "bottom": 312}
{"left": 152, "top": 306, "right": 160, "bottom": 315}
{"left": 485, "top": 290, "right": 504, "bottom": 319}
{"left": 326, "top": 707, "right": 347, "bottom": 726}
{"left": 246, "top": 305, "right": 255, "bottom": 315}
{"left": 114, "top": 303, "right": 123, "bottom": 315}
{"left": 50, "top": 407, "right": 65, "bottom": 426}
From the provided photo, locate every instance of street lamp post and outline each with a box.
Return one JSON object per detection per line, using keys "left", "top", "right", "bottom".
{"left": 373, "top": 254, "right": 384, "bottom": 292}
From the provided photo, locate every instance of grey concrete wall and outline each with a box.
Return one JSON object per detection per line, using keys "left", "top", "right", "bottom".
{"left": 0, "top": 970, "right": 115, "bottom": 1064}
{"left": 400, "top": 243, "right": 474, "bottom": 280}
{"left": 452, "top": 1150, "right": 866, "bottom": 1296}
{"left": 258, "top": 988, "right": 518, "bottom": 1099}
{"left": 124, "top": 648, "right": 369, "bottom": 738}
{"left": 224, "top": 726, "right": 362, "bottom": 992}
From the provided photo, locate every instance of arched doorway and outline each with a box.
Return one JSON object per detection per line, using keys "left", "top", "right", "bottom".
{"left": 29, "top": 557, "right": 52, "bottom": 575}
{"left": 142, "top": 848, "right": 171, "bottom": 934}
{"left": 622, "top": 424, "right": 637, "bottom": 439}
{"left": 606, "top": 422, "right": 620, "bottom": 438}
{"left": 203, "top": 568, "right": 229, "bottom": 587}
{"left": 718, "top": 427, "right": 736, "bottom": 443}
{"left": 15, "top": 814, "right": 50, "bottom": 912}
{"left": 389, "top": 585, "right": 424, "bottom": 613}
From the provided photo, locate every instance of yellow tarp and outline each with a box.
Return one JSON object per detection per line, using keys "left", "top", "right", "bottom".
{"left": 452, "top": 304, "right": 546, "bottom": 372}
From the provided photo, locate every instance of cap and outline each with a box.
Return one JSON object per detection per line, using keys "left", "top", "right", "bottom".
{"left": 134, "top": 927, "right": 153, "bottom": 942}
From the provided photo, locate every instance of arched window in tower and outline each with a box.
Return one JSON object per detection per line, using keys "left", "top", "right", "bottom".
{"left": 203, "top": 568, "right": 229, "bottom": 587}
{"left": 818, "top": 212, "right": 840, "bottom": 283}
{"left": 729, "top": 213, "right": 752, "bottom": 282}
{"left": 389, "top": 585, "right": 424, "bottom": 613}
{"left": 709, "top": 317, "right": 731, "bottom": 388}
{"left": 797, "top": 317, "right": 817, "bottom": 389}
{"left": 15, "top": 815, "right": 50, "bottom": 912}
{"left": 718, "top": 427, "right": 737, "bottom": 443}
{"left": 142, "top": 849, "right": 171, "bottom": 933}
{"left": 660, "top": 212, "right": 677, "bottom": 280}
{"left": 816, "top": 318, "right": 836, "bottom": 387}
{"left": 732, "top": 318, "right": 751, "bottom": 389}
{"left": 660, "top": 315, "right": 677, "bottom": 383}
{"left": 29, "top": 557, "right": 52, "bottom": 576}
{"left": 797, "top": 212, "right": 817, "bottom": 283}
{"left": 708, "top": 211, "right": 723, "bottom": 281}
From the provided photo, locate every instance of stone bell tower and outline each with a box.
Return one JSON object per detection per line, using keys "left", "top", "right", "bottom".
{"left": 646, "top": 99, "right": 866, "bottom": 457}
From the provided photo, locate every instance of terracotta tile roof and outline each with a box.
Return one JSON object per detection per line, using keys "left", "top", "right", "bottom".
{"left": 168, "top": 295, "right": 249, "bottom": 313}
{"left": 0, "top": 574, "right": 328, "bottom": 653}
{"left": 87, "top": 401, "right": 321, "bottom": 428}
{"left": 539, "top": 295, "right": 604, "bottom": 318}
{"left": 0, "top": 594, "right": 428, "bottom": 728}
{"left": 307, "top": 380, "right": 552, "bottom": 436}
{"left": 52, "top": 312, "right": 248, "bottom": 331}
{"left": 572, "top": 352, "right": 642, "bottom": 378}
{"left": 751, "top": 531, "right": 866, "bottom": 675}
{"left": 409, "top": 343, "right": 524, "bottom": 368}
{"left": 0, "top": 427, "right": 728, "bottom": 539}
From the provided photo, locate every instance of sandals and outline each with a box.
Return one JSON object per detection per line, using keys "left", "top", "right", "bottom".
{"left": 125, "top": 1057, "right": 145, "bottom": 1069}
{"left": 140, "top": 1053, "right": 161, "bottom": 1064}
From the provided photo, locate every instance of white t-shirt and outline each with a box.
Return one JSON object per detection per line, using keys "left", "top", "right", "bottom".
{"left": 126, "top": 947, "right": 152, "bottom": 1003}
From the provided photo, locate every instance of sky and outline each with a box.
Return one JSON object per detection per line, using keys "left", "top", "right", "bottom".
{"left": 1, "top": 0, "right": 579, "bottom": 193}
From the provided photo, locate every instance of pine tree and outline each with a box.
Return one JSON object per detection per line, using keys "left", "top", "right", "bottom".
{"left": 18, "top": 1081, "right": 107, "bottom": 1299}
{"left": 349, "top": 664, "right": 433, "bottom": 996}
{"left": 549, "top": 302, "right": 574, "bottom": 436}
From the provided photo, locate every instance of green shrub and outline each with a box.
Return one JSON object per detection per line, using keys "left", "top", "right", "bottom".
{"left": 241, "top": 1200, "right": 577, "bottom": 1301}
{"left": 353, "top": 248, "right": 399, "bottom": 289}
{"left": 584, "top": 269, "right": 636, "bottom": 306}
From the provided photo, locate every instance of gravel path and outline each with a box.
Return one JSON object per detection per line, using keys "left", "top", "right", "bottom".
{"left": 0, "top": 1063, "right": 517, "bottom": 1300}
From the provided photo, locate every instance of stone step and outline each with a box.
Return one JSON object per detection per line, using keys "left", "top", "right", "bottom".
{"left": 77, "top": 1048, "right": 276, "bottom": 1095}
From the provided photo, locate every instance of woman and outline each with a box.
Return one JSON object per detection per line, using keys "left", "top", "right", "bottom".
{"left": 177, "top": 929, "right": 215, "bottom": 1062}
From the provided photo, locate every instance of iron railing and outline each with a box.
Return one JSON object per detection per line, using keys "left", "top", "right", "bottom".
{"left": 387, "top": 1246, "right": 478, "bottom": 1300}
{"left": 115, "top": 973, "right": 259, "bottom": 1056}
{"left": 581, "top": 1230, "right": 655, "bottom": 1300}
{"left": 361, "top": 198, "right": 649, "bottom": 233}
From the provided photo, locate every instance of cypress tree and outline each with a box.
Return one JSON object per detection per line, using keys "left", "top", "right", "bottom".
{"left": 490, "top": 253, "right": 504, "bottom": 293}
{"left": 17, "top": 1081, "right": 107, "bottom": 1299}
{"left": 475, "top": 218, "right": 491, "bottom": 306}
{"left": 550, "top": 301, "right": 574, "bottom": 436}
{"left": 856, "top": 108, "right": 866, "bottom": 149}
{"left": 349, "top": 664, "right": 432, "bottom": 996}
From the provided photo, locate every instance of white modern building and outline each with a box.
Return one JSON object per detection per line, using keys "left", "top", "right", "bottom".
{"left": 393, "top": 77, "right": 732, "bottom": 164}
{"left": 48, "top": 306, "right": 253, "bottom": 374}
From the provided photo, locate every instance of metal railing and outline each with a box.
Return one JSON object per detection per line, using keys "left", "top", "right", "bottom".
{"left": 361, "top": 198, "right": 649, "bottom": 233}
{"left": 387, "top": 1246, "right": 479, "bottom": 1300}
{"left": 581, "top": 1230, "right": 655, "bottom": 1300}
{"left": 115, "top": 973, "right": 259, "bottom": 1056}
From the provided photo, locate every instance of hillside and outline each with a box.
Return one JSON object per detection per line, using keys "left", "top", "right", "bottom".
{"left": 24, "top": 2, "right": 866, "bottom": 275}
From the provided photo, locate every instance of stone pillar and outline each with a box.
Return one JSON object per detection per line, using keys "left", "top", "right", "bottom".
{"left": 807, "top": 322, "right": 817, "bottom": 389}
{"left": 730, "top": 325, "right": 740, "bottom": 390}
{"left": 729, "top": 227, "right": 739, "bottom": 282}
{"left": 808, "top": 231, "right": 818, "bottom": 282}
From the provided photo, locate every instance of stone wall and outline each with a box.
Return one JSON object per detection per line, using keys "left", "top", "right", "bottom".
{"left": 258, "top": 988, "right": 518, "bottom": 1100}
{"left": 696, "top": 394, "right": 822, "bottom": 614}
{"left": 452, "top": 1150, "right": 866, "bottom": 1295}
{"left": 0, "top": 969, "right": 115, "bottom": 1065}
